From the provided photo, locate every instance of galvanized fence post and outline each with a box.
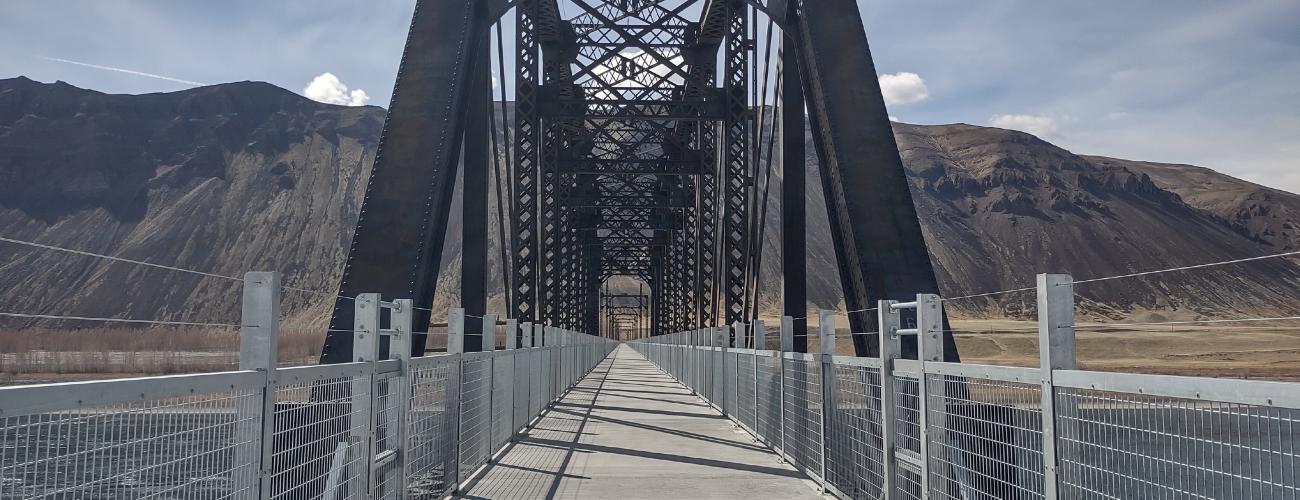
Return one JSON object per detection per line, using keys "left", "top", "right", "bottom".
{"left": 238, "top": 271, "right": 279, "bottom": 500}
{"left": 818, "top": 309, "right": 836, "bottom": 492}
{"left": 1038, "top": 274, "right": 1075, "bottom": 500}
{"left": 914, "top": 293, "right": 945, "bottom": 499}
{"left": 505, "top": 319, "right": 519, "bottom": 436}
{"left": 878, "top": 300, "right": 901, "bottom": 497}
{"left": 750, "top": 320, "right": 761, "bottom": 438}
{"left": 717, "top": 325, "right": 729, "bottom": 413}
{"left": 482, "top": 314, "right": 497, "bottom": 462}
{"left": 779, "top": 316, "right": 793, "bottom": 458}
{"left": 390, "top": 299, "right": 413, "bottom": 500}
{"left": 352, "top": 293, "right": 383, "bottom": 497}
{"left": 447, "top": 308, "right": 466, "bottom": 492}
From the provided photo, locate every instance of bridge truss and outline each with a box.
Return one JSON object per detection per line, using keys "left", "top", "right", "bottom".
{"left": 322, "top": 0, "right": 957, "bottom": 362}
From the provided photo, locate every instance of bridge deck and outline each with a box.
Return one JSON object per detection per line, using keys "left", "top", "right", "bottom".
{"left": 456, "top": 345, "right": 824, "bottom": 499}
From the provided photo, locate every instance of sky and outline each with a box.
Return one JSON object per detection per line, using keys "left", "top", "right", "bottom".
{"left": 1, "top": 0, "right": 1297, "bottom": 193}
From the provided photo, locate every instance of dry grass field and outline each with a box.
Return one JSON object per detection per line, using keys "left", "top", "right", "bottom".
{"left": 4, "top": 320, "right": 1297, "bottom": 384}
{"left": 750, "top": 318, "right": 1300, "bottom": 381}
{"left": 947, "top": 320, "right": 1300, "bottom": 380}
{"left": 0, "top": 326, "right": 326, "bottom": 384}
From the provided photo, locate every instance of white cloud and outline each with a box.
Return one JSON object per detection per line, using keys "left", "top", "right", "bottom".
{"left": 878, "top": 72, "right": 929, "bottom": 106}
{"left": 990, "top": 114, "right": 1059, "bottom": 137}
{"left": 889, "top": 115, "right": 900, "bottom": 122}
{"left": 303, "top": 72, "right": 370, "bottom": 106}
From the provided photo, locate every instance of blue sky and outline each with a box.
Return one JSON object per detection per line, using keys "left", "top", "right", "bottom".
{"left": 2, "top": 0, "right": 1297, "bottom": 193}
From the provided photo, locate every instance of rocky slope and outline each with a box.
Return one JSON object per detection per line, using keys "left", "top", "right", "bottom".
{"left": 1, "top": 77, "right": 1297, "bottom": 327}
{"left": 0, "top": 77, "right": 380, "bottom": 326}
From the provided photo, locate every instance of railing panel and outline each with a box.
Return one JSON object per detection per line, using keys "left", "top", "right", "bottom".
{"left": 0, "top": 376, "right": 261, "bottom": 499}
{"left": 405, "top": 354, "right": 458, "bottom": 499}
{"left": 490, "top": 351, "right": 514, "bottom": 451}
{"left": 756, "top": 353, "right": 784, "bottom": 446}
{"left": 724, "top": 350, "right": 739, "bottom": 416}
{"left": 457, "top": 356, "right": 493, "bottom": 477}
{"left": 826, "top": 363, "right": 887, "bottom": 499}
{"left": 736, "top": 352, "right": 757, "bottom": 431}
{"left": 782, "top": 354, "right": 824, "bottom": 477}
{"left": 926, "top": 374, "right": 1046, "bottom": 500}
{"left": 269, "top": 366, "right": 371, "bottom": 499}
{"left": 1056, "top": 386, "right": 1300, "bottom": 499}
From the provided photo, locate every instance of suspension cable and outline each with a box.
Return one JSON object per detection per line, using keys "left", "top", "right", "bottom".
{"left": 0, "top": 236, "right": 244, "bottom": 284}
{"left": 0, "top": 312, "right": 238, "bottom": 328}
{"left": 1071, "top": 250, "right": 1300, "bottom": 285}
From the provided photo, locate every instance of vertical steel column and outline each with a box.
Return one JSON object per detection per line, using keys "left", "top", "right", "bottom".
{"left": 352, "top": 294, "right": 383, "bottom": 497}
{"left": 722, "top": 0, "right": 751, "bottom": 326}
{"left": 512, "top": 0, "right": 540, "bottom": 324}
{"left": 481, "top": 314, "right": 497, "bottom": 352}
{"left": 750, "top": 320, "right": 760, "bottom": 437}
{"left": 463, "top": 11, "right": 491, "bottom": 338}
{"left": 238, "top": 271, "right": 279, "bottom": 499}
{"left": 446, "top": 308, "right": 465, "bottom": 492}
{"left": 1038, "top": 274, "right": 1075, "bottom": 500}
{"left": 778, "top": 316, "right": 792, "bottom": 457}
{"left": 482, "top": 313, "right": 498, "bottom": 460}
{"left": 506, "top": 319, "right": 518, "bottom": 350}
{"left": 717, "top": 325, "right": 730, "bottom": 413}
{"left": 448, "top": 308, "right": 467, "bottom": 355}
{"left": 390, "top": 299, "right": 414, "bottom": 499}
{"left": 782, "top": 27, "right": 808, "bottom": 354}
{"left": 817, "top": 309, "right": 836, "bottom": 492}
{"left": 914, "top": 294, "right": 944, "bottom": 498}
{"left": 877, "top": 300, "right": 902, "bottom": 496}
{"left": 780, "top": 316, "right": 795, "bottom": 352}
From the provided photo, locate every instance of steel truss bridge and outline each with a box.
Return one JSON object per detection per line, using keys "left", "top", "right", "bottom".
{"left": 320, "top": 0, "right": 954, "bottom": 363}
{"left": 2, "top": 1, "right": 1298, "bottom": 500}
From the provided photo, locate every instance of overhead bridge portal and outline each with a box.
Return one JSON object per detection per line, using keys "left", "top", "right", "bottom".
{"left": 1, "top": 1, "right": 1298, "bottom": 499}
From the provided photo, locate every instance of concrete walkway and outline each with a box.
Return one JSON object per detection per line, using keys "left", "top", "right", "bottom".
{"left": 457, "top": 345, "right": 824, "bottom": 499}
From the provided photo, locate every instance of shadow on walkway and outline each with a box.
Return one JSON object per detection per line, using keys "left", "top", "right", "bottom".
{"left": 456, "top": 346, "right": 822, "bottom": 500}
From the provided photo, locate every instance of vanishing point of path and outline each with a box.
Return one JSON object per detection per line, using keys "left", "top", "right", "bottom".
{"left": 456, "top": 345, "right": 825, "bottom": 499}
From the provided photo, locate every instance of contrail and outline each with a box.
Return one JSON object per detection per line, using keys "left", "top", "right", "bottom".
{"left": 40, "top": 56, "right": 207, "bottom": 87}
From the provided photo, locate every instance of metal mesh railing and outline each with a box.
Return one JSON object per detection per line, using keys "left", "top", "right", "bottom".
{"left": 756, "top": 353, "right": 784, "bottom": 446}
{"left": 735, "top": 352, "right": 757, "bottom": 431}
{"left": 630, "top": 325, "right": 1300, "bottom": 500}
{"left": 826, "top": 362, "right": 886, "bottom": 499}
{"left": 490, "top": 351, "right": 514, "bottom": 452}
{"left": 1056, "top": 387, "right": 1300, "bottom": 499}
{"left": 268, "top": 363, "right": 372, "bottom": 499}
{"left": 0, "top": 373, "right": 262, "bottom": 499}
{"left": 782, "top": 354, "right": 824, "bottom": 477}
{"left": 457, "top": 355, "right": 494, "bottom": 477}
{"left": 894, "top": 375, "right": 923, "bottom": 455}
{"left": 405, "top": 355, "right": 458, "bottom": 499}
{"left": 1, "top": 330, "right": 615, "bottom": 499}
{"left": 927, "top": 374, "right": 1046, "bottom": 500}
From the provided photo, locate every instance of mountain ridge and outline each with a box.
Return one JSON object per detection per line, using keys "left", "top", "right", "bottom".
{"left": 1, "top": 77, "right": 1297, "bottom": 327}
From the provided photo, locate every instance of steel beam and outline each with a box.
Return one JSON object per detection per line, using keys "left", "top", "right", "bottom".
{"left": 323, "top": 0, "right": 487, "bottom": 362}
{"left": 463, "top": 20, "right": 491, "bottom": 352}
{"left": 780, "top": 28, "right": 808, "bottom": 353}
{"left": 794, "top": 0, "right": 958, "bottom": 361}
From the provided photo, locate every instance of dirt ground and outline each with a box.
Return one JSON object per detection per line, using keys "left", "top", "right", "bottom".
{"left": 946, "top": 320, "right": 1300, "bottom": 380}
